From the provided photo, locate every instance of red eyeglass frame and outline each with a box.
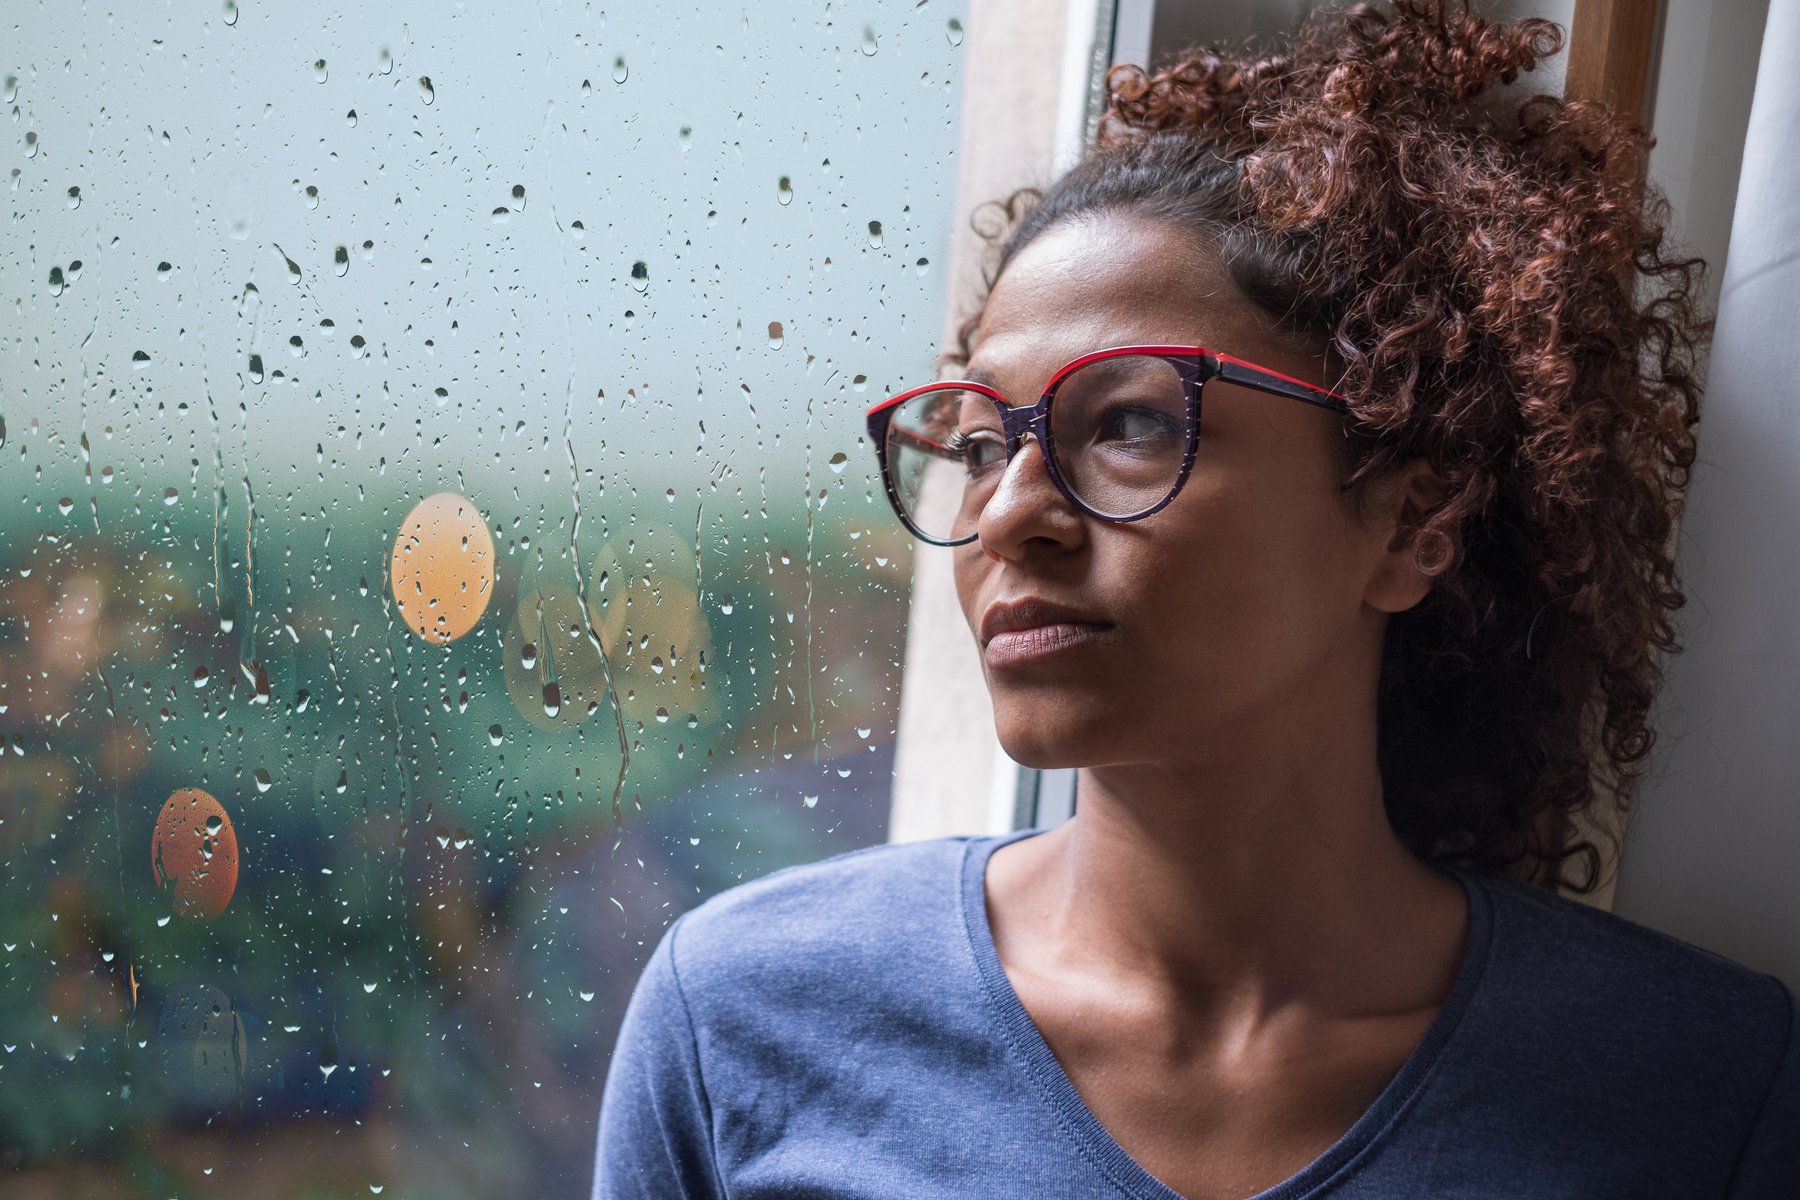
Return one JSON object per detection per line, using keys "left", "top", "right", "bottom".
{"left": 864, "top": 344, "right": 1352, "bottom": 547}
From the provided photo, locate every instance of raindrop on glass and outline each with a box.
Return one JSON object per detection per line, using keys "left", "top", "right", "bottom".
{"left": 611, "top": 56, "right": 628, "bottom": 84}
{"left": 947, "top": 18, "right": 964, "bottom": 46}
{"left": 417, "top": 76, "right": 434, "bottom": 105}
{"left": 777, "top": 177, "right": 793, "bottom": 206}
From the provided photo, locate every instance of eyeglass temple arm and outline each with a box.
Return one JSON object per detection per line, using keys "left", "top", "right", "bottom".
{"left": 1212, "top": 355, "right": 1350, "bottom": 414}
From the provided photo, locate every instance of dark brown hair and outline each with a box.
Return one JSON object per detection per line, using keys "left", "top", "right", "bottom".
{"left": 952, "top": 1, "right": 1709, "bottom": 892}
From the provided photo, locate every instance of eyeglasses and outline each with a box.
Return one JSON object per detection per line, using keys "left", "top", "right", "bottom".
{"left": 865, "top": 344, "right": 1351, "bottom": 547}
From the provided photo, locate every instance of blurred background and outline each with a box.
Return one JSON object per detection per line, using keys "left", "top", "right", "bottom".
{"left": 0, "top": 1, "right": 962, "bottom": 1194}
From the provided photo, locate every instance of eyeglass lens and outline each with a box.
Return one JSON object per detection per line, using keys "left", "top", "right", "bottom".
{"left": 884, "top": 354, "right": 1189, "bottom": 543}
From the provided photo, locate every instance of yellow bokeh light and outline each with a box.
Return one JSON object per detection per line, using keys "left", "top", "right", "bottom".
{"left": 390, "top": 492, "right": 495, "bottom": 644}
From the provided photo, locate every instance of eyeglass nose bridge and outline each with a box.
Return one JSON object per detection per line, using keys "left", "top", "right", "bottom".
{"left": 994, "top": 393, "right": 1055, "bottom": 461}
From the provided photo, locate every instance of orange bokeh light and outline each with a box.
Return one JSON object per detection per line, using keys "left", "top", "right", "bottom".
{"left": 390, "top": 491, "right": 496, "bottom": 644}
{"left": 151, "top": 787, "right": 240, "bottom": 920}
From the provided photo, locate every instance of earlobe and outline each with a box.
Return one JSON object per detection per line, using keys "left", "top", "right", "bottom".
{"left": 1367, "top": 460, "right": 1451, "bottom": 613}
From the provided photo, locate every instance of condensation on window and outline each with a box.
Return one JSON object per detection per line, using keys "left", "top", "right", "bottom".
{"left": 0, "top": 1, "right": 962, "bottom": 1191}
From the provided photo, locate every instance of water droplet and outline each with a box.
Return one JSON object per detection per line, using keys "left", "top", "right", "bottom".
{"left": 857, "top": 726, "right": 872, "bottom": 739}
{"left": 803, "top": 794, "right": 819, "bottom": 808}
{"left": 193, "top": 666, "right": 209, "bottom": 688}
{"left": 56, "top": 497, "right": 73, "bottom": 516}
{"left": 223, "top": 1, "right": 238, "bottom": 27}
{"left": 767, "top": 321, "right": 784, "bottom": 349}
{"left": 417, "top": 76, "right": 434, "bottom": 105}
{"left": 378, "top": 47, "right": 392, "bottom": 75}
{"left": 520, "top": 642, "right": 537, "bottom": 670}
{"left": 312, "top": 58, "right": 328, "bottom": 83}
{"left": 776, "top": 177, "right": 793, "bottom": 206}
{"left": 132, "top": 350, "right": 152, "bottom": 368}
{"left": 334, "top": 245, "right": 349, "bottom": 276}
{"left": 303, "top": 184, "right": 320, "bottom": 209}
{"left": 629, "top": 260, "right": 648, "bottom": 293}
{"left": 163, "top": 487, "right": 180, "bottom": 506}
{"left": 678, "top": 125, "right": 692, "bottom": 151}
{"left": 253, "top": 768, "right": 272, "bottom": 793}
{"left": 156, "top": 260, "right": 173, "bottom": 280}
{"left": 363, "top": 981, "right": 377, "bottom": 994}
{"left": 488, "top": 724, "right": 503, "bottom": 747}
{"left": 719, "top": 597, "right": 734, "bottom": 615}
{"left": 685, "top": 713, "right": 699, "bottom": 729}
{"left": 915, "top": 257, "right": 930, "bottom": 276}
{"left": 542, "top": 681, "right": 561, "bottom": 718}
{"left": 867, "top": 220, "right": 883, "bottom": 247}
{"left": 65, "top": 186, "right": 80, "bottom": 210}
{"left": 611, "top": 56, "right": 628, "bottom": 84}
{"left": 345, "top": 109, "right": 357, "bottom": 127}
{"left": 47, "top": 266, "right": 64, "bottom": 296}
{"left": 335, "top": 770, "right": 347, "bottom": 794}
{"left": 861, "top": 26, "right": 879, "bottom": 56}
{"left": 248, "top": 354, "right": 264, "bottom": 383}
{"left": 2, "top": 76, "right": 16, "bottom": 104}
{"left": 654, "top": 707, "right": 669, "bottom": 723}
{"left": 851, "top": 375, "right": 868, "bottom": 391}
{"left": 578, "top": 990, "right": 595, "bottom": 1002}
{"left": 947, "top": 18, "right": 964, "bottom": 46}
{"left": 828, "top": 452, "right": 848, "bottom": 473}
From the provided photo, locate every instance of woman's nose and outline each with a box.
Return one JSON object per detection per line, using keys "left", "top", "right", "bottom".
{"left": 975, "top": 428, "right": 1085, "bottom": 559}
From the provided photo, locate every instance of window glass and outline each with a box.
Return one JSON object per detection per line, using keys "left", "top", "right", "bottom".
{"left": 1, "top": 2, "right": 962, "bottom": 1191}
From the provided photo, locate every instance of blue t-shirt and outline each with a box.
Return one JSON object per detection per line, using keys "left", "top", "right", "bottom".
{"left": 593, "top": 829, "right": 1800, "bottom": 1197}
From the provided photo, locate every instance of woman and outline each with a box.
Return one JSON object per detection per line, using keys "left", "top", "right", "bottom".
{"left": 594, "top": 3, "right": 1799, "bottom": 1196}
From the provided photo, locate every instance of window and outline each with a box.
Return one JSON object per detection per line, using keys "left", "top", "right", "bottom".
{"left": 1, "top": 3, "right": 964, "bottom": 1191}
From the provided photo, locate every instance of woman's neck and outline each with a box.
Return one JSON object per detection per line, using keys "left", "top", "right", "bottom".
{"left": 991, "top": 755, "right": 1466, "bottom": 1022}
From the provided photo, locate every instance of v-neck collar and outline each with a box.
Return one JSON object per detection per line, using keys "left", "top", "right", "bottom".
{"left": 958, "top": 827, "right": 1495, "bottom": 1199}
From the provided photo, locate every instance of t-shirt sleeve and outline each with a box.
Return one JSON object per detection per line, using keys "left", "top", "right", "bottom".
{"left": 591, "top": 915, "right": 724, "bottom": 1200}
{"left": 1727, "top": 977, "right": 1800, "bottom": 1198}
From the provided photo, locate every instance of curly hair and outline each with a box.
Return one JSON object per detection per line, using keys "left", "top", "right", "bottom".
{"left": 950, "top": 0, "right": 1709, "bottom": 893}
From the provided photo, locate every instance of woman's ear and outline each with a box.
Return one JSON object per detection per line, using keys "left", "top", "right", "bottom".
{"left": 1363, "top": 458, "right": 1450, "bottom": 615}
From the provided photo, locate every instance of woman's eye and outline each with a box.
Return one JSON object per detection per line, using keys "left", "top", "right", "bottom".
{"left": 1098, "top": 404, "right": 1181, "bottom": 443}
{"left": 946, "top": 428, "right": 1006, "bottom": 472}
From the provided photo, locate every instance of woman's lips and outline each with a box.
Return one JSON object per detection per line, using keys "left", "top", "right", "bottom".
{"left": 982, "top": 620, "right": 1112, "bottom": 669}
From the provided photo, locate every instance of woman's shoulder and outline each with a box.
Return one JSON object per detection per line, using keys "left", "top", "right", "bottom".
{"left": 1467, "top": 868, "right": 1796, "bottom": 1093}
{"left": 1476, "top": 869, "right": 1792, "bottom": 1015}
{"left": 657, "top": 835, "right": 983, "bottom": 1002}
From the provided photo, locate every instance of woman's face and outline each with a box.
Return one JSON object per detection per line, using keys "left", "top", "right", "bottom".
{"left": 953, "top": 214, "right": 1431, "bottom": 770}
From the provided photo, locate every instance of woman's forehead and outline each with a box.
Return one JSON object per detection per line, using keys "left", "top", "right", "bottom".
{"left": 966, "top": 219, "right": 1265, "bottom": 385}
